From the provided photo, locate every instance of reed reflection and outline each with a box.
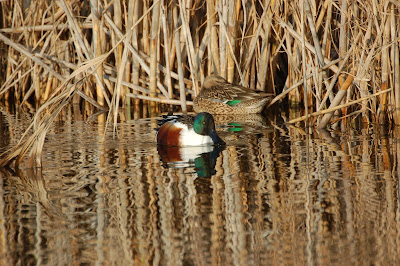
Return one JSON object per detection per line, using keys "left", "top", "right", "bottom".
{"left": 1, "top": 115, "right": 400, "bottom": 265}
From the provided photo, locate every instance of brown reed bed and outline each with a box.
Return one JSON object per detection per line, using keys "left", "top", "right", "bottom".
{"left": 0, "top": 0, "right": 399, "bottom": 167}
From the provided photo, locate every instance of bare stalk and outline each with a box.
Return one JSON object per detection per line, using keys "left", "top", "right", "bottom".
{"left": 391, "top": 4, "right": 400, "bottom": 124}
{"left": 338, "top": 0, "right": 348, "bottom": 86}
{"left": 290, "top": 88, "right": 392, "bottom": 125}
{"left": 219, "top": 0, "right": 228, "bottom": 78}
{"left": 160, "top": 1, "right": 173, "bottom": 99}
{"left": 380, "top": 5, "right": 390, "bottom": 123}
{"left": 149, "top": 0, "right": 161, "bottom": 110}
{"left": 173, "top": 0, "right": 187, "bottom": 112}
{"left": 317, "top": 74, "right": 354, "bottom": 128}
{"left": 90, "top": 0, "right": 104, "bottom": 109}
{"left": 178, "top": 0, "right": 198, "bottom": 94}
{"left": 226, "top": 0, "right": 238, "bottom": 82}
{"left": 207, "top": 0, "right": 220, "bottom": 75}
{"left": 130, "top": 0, "right": 141, "bottom": 109}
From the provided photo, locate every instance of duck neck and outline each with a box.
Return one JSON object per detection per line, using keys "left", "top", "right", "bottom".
{"left": 210, "top": 130, "right": 225, "bottom": 146}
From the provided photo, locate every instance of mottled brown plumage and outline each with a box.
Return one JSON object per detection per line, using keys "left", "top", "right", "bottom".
{"left": 193, "top": 75, "right": 274, "bottom": 114}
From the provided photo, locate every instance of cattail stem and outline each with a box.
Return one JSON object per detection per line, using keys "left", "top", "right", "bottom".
{"left": 317, "top": 74, "right": 354, "bottom": 128}
{"left": 149, "top": 0, "right": 161, "bottom": 109}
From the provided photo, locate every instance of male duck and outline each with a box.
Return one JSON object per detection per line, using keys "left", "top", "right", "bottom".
{"left": 156, "top": 112, "right": 225, "bottom": 146}
{"left": 193, "top": 75, "right": 274, "bottom": 114}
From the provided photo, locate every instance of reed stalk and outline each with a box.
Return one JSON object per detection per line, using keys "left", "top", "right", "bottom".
{"left": 160, "top": 1, "right": 173, "bottom": 100}
{"left": 317, "top": 74, "right": 354, "bottom": 128}
{"left": 90, "top": 0, "right": 104, "bottom": 109}
{"left": 0, "top": 0, "right": 400, "bottom": 166}
{"left": 173, "top": 0, "right": 187, "bottom": 112}
{"left": 149, "top": 0, "right": 161, "bottom": 110}
{"left": 129, "top": 0, "right": 140, "bottom": 111}
{"left": 219, "top": 0, "right": 228, "bottom": 78}
{"left": 290, "top": 88, "right": 392, "bottom": 124}
{"left": 226, "top": 0, "right": 237, "bottom": 83}
{"left": 380, "top": 6, "right": 390, "bottom": 123}
{"left": 391, "top": 4, "right": 400, "bottom": 124}
{"left": 338, "top": 0, "right": 348, "bottom": 87}
{"left": 207, "top": 0, "right": 220, "bottom": 75}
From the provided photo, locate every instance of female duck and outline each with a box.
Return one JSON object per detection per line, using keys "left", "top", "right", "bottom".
{"left": 193, "top": 75, "right": 273, "bottom": 114}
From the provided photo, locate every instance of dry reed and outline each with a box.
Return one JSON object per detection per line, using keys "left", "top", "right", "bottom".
{"left": 0, "top": 0, "right": 399, "bottom": 167}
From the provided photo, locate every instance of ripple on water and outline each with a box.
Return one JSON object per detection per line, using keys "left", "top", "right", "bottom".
{"left": 0, "top": 117, "right": 399, "bottom": 265}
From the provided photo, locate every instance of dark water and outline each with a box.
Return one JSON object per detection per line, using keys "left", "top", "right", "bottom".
{"left": 0, "top": 110, "right": 399, "bottom": 265}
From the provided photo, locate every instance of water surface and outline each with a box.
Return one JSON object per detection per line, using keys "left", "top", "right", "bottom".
{"left": 0, "top": 110, "right": 399, "bottom": 265}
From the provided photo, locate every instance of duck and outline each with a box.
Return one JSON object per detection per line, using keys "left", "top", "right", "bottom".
{"left": 157, "top": 144, "right": 225, "bottom": 177}
{"left": 156, "top": 112, "right": 225, "bottom": 146}
{"left": 193, "top": 75, "right": 274, "bottom": 114}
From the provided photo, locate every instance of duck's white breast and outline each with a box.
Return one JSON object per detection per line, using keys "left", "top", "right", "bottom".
{"left": 175, "top": 122, "right": 213, "bottom": 146}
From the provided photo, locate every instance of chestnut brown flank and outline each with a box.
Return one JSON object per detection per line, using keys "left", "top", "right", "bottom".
{"left": 156, "top": 122, "right": 182, "bottom": 146}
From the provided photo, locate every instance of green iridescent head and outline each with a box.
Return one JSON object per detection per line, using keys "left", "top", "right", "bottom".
{"left": 193, "top": 113, "right": 225, "bottom": 145}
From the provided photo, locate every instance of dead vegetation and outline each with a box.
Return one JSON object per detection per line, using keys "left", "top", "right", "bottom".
{"left": 0, "top": 0, "right": 399, "bottom": 167}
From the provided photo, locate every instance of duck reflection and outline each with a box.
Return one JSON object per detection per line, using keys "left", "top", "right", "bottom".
{"left": 212, "top": 113, "right": 268, "bottom": 127}
{"left": 157, "top": 145, "right": 225, "bottom": 178}
{"left": 211, "top": 113, "right": 271, "bottom": 133}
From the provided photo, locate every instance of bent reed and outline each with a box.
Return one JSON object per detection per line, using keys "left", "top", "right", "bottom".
{"left": 0, "top": 0, "right": 399, "bottom": 167}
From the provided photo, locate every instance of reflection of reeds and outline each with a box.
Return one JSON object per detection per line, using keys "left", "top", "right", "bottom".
{"left": 1, "top": 118, "right": 400, "bottom": 264}
{"left": 1, "top": 1, "right": 400, "bottom": 165}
